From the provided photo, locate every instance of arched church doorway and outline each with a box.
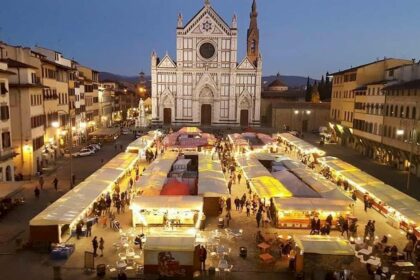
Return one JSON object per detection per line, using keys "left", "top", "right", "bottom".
{"left": 201, "top": 104, "right": 212, "bottom": 125}
{"left": 240, "top": 110, "right": 249, "bottom": 127}
{"left": 163, "top": 108, "right": 172, "bottom": 125}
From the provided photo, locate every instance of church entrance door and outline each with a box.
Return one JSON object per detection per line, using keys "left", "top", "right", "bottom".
{"left": 163, "top": 108, "right": 172, "bottom": 125}
{"left": 201, "top": 104, "right": 212, "bottom": 125}
{"left": 240, "top": 109, "right": 249, "bottom": 127}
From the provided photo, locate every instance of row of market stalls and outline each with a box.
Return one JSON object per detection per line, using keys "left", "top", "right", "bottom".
{"left": 125, "top": 130, "right": 161, "bottom": 156}
{"left": 318, "top": 156, "right": 420, "bottom": 235}
{"left": 235, "top": 152, "right": 352, "bottom": 228}
{"left": 228, "top": 132, "right": 275, "bottom": 153}
{"left": 162, "top": 127, "right": 216, "bottom": 150}
{"left": 30, "top": 152, "right": 140, "bottom": 244}
{"left": 275, "top": 132, "right": 326, "bottom": 158}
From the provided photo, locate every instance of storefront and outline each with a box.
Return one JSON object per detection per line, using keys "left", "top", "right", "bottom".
{"left": 130, "top": 196, "right": 203, "bottom": 227}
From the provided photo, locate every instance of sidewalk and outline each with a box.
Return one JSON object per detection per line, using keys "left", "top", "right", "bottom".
{"left": 304, "top": 133, "right": 420, "bottom": 200}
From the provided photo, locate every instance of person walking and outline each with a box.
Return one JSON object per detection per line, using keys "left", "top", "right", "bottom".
{"left": 256, "top": 210, "right": 262, "bottom": 228}
{"left": 237, "top": 172, "right": 242, "bottom": 184}
{"left": 92, "top": 236, "right": 98, "bottom": 257}
{"left": 363, "top": 195, "right": 369, "bottom": 212}
{"left": 34, "top": 187, "right": 40, "bottom": 199}
{"left": 39, "top": 176, "right": 44, "bottom": 190}
{"left": 234, "top": 197, "right": 240, "bottom": 211}
{"left": 76, "top": 222, "right": 82, "bottom": 240}
{"left": 72, "top": 174, "right": 76, "bottom": 188}
{"left": 341, "top": 219, "right": 349, "bottom": 238}
{"left": 53, "top": 177, "right": 58, "bottom": 191}
{"left": 246, "top": 200, "right": 251, "bottom": 217}
{"left": 86, "top": 219, "right": 93, "bottom": 237}
{"left": 227, "top": 180, "right": 232, "bottom": 195}
{"left": 117, "top": 271, "right": 127, "bottom": 280}
{"left": 199, "top": 245, "right": 207, "bottom": 271}
{"left": 404, "top": 239, "right": 414, "bottom": 261}
{"left": 99, "top": 237, "right": 105, "bottom": 257}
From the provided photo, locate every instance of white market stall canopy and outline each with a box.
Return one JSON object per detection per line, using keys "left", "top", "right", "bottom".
{"left": 144, "top": 235, "right": 196, "bottom": 252}
{"left": 250, "top": 176, "right": 292, "bottom": 199}
{"left": 358, "top": 182, "right": 420, "bottom": 225}
{"left": 236, "top": 154, "right": 271, "bottom": 179}
{"left": 30, "top": 179, "right": 112, "bottom": 227}
{"left": 272, "top": 170, "right": 320, "bottom": 198}
{"left": 101, "top": 152, "right": 138, "bottom": 170}
{"left": 131, "top": 195, "right": 203, "bottom": 211}
{"left": 277, "top": 133, "right": 325, "bottom": 156}
{"left": 136, "top": 152, "right": 178, "bottom": 191}
{"left": 126, "top": 134, "right": 154, "bottom": 153}
{"left": 339, "top": 170, "right": 383, "bottom": 187}
{"left": 294, "top": 235, "right": 355, "bottom": 255}
{"left": 198, "top": 153, "right": 228, "bottom": 197}
{"left": 274, "top": 197, "right": 351, "bottom": 213}
{"left": 318, "top": 157, "right": 359, "bottom": 174}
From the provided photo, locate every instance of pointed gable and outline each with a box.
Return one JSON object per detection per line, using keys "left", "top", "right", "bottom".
{"left": 182, "top": 5, "right": 231, "bottom": 36}
{"left": 157, "top": 54, "right": 177, "bottom": 69}
{"left": 237, "top": 57, "right": 256, "bottom": 70}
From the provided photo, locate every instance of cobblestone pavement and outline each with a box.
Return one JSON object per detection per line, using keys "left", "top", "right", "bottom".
{"left": 303, "top": 133, "right": 420, "bottom": 200}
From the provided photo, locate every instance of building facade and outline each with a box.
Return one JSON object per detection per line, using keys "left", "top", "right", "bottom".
{"left": 0, "top": 60, "right": 16, "bottom": 181}
{"left": 330, "top": 58, "right": 420, "bottom": 177}
{"left": 151, "top": 0, "right": 262, "bottom": 127}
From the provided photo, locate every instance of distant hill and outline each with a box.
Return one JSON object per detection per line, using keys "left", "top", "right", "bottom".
{"left": 99, "top": 72, "right": 317, "bottom": 88}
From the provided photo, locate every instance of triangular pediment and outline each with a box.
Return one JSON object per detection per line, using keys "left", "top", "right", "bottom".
{"left": 237, "top": 57, "right": 256, "bottom": 70}
{"left": 157, "top": 55, "right": 177, "bottom": 68}
{"left": 195, "top": 72, "right": 218, "bottom": 91}
{"left": 183, "top": 5, "right": 231, "bottom": 36}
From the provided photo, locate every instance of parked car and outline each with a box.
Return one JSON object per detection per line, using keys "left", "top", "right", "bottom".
{"left": 87, "top": 144, "right": 101, "bottom": 152}
{"left": 73, "top": 148, "right": 95, "bottom": 157}
{"left": 122, "top": 128, "right": 131, "bottom": 135}
{"left": 84, "top": 146, "right": 97, "bottom": 153}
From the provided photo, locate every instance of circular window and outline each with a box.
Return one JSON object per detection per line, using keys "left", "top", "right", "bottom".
{"left": 199, "top": 42, "right": 215, "bottom": 59}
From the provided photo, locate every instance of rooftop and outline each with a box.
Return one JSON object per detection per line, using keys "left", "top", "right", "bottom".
{"left": 0, "top": 58, "right": 38, "bottom": 69}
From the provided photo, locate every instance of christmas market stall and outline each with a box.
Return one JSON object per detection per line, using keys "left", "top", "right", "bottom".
{"left": 197, "top": 153, "right": 228, "bottom": 216}
{"left": 294, "top": 235, "right": 355, "bottom": 279}
{"left": 130, "top": 196, "right": 203, "bottom": 227}
{"left": 143, "top": 235, "right": 198, "bottom": 278}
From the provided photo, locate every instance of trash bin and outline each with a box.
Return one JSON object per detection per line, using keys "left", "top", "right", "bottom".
{"left": 218, "top": 217, "right": 224, "bottom": 229}
{"left": 97, "top": 264, "right": 106, "bottom": 277}
{"left": 208, "top": 266, "right": 216, "bottom": 276}
{"left": 240, "top": 246, "right": 247, "bottom": 258}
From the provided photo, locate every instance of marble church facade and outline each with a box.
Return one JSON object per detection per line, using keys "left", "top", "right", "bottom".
{"left": 151, "top": 0, "right": 262, "bottom": 127}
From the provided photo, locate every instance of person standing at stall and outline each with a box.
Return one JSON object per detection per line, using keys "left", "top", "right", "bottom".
{"left": 92, "top": 236, "right": 98, "bottom": 257}
{"left": 99, "top": 237, "right": 105, "bottom": 257}
{"left": 34, "top": 187, "right": 40, "bottom": 199}
{"left": 53, "top": 177, "right": 58, "bottom": 191}
{"left": 199, "top": 245, "right": 207, "bottom": 271}
{"left": 39, "top": 176, "right": 44, "bottom": 190}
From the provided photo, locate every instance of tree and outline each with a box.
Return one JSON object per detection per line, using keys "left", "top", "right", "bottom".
{"left": 305, "top": 76, "right": 312, "bottom": 102}
{"left": 311, "top": 81, "right": 320, "bottom": 103}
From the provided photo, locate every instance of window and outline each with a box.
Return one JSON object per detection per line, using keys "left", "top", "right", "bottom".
{"left": 32, "top": 136, "right": 44, "bottom": 151}
{"left": 183, "top": 99, "right": 192, "bottom": 117}
{"left": 0, "top": 82, "right": 7, "bottom": 95}
{"left": 413, "top": 107, "right": 417, "bottom": 119}
{"left": 31, "top": 115, "right": 45, "bottom": 128}
{"left": 220, "top": 100, "right": 229, "bottom": 118}
{"left": 0, "top": 105, "right": 9, "bottom": 120}
{"left": 1, "top": 132, "right": 11, "bottom": 148}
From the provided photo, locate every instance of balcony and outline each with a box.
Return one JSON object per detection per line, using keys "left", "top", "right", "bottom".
{"left": 0, "top": 148, "right": 17, "bottom": 162}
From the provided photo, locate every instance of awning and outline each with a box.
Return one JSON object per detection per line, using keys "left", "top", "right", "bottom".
{"left": 131, "top": 195, "right": 203, "bottom": 211}
{"left": 277, "top": 133, "right": 326, "bottom": 156}
{"left": 273, "top": 197, "right": 350, "bottom": 212}
{"left": 198, "top": 153, "right": 228, "bottom": 197}
{"left": 144, "top": 235, "right": 195, "bottom": 252}
{"left": 250, "top": 176, "right": 292, "bottom": 199}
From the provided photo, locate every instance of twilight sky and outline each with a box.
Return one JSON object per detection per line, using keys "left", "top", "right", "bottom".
{"left": 1, "top": 0, "right": 419, "bottom": 78}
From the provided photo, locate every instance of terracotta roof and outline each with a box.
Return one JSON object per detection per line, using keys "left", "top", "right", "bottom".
{"left": 331, "top": 58, "right": 409, "bottom": 76}
{"left": 1, "top": 58, "right": 38, "bottom": 69}
{"left": 267, "top": 79, "right": 288, "bottom": 88}
{"left": 262, "top": 89, "right": 305, "bottom": 99}
{"left": 9, "top": 83, "right": 47, "bottom": 89}
{"left": 41, "top": 58, "right": 73, "bottom": 70}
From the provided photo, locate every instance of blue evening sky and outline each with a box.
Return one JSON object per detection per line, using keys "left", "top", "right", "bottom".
{"left": 1, "top": 0, "right": 419, "bottom": 78}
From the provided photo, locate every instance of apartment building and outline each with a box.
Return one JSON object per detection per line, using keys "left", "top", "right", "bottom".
{"left": 330, "top": 58, "right": 420, "bottom": 176}
{"left": 0, "top": 43, "right": 46, "bottom": 176}
{"left": 0, "top": 59, "right": 16, "bottom": 181}
{"left": 98, "top": 83, "right": 113, "bottom": 127}
{"left": 77, "top": 65, "right": 100, "bottom": 134}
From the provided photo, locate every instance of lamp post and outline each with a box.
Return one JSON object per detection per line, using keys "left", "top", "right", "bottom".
{"left": 397, "top": 123, "right": 418, "bottom": 191}
{"left": 52, "top": 109, "right": 74, "bottom": 188}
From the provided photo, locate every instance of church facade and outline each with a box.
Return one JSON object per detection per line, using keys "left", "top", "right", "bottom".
{"left": 151, "top": 0, "right": 262, "bottom": 127}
